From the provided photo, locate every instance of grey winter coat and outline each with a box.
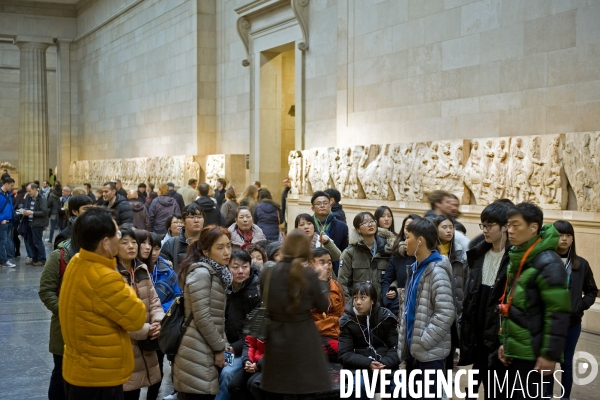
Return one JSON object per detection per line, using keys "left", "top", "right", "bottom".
{"left": 173, "top": 261, "right": 227, "bottom": 395}
{"left": 397, "top": 257, "right": 455, "bottom": 363}
{"left": 149, "top": 195, "right": 181, "bottom": 234}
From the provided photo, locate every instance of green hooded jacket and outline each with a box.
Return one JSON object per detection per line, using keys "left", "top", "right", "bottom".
{"left": 499, "top": 224, "right": 570, "bottom": 361}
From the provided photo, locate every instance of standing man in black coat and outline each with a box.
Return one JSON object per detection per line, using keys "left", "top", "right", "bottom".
{"left": 194, "top": 183, "right": 225, "bottom": 227}
{"left": 23, "top": 183, "right": 48, "bottom": 266}
{"left": 166, "top": 182, "right": 185, "bottom": 213}
{"left": 101, "top": 182, "right": 133, "bottom": 226}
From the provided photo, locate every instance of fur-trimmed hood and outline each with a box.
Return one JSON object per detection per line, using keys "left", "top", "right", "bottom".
{"left": 349, "top": 228, "right": 388, "bottom": 255}
{"left": 454, "top": 230, "right": 470, "bottom": 255}
{"left": 377, "top": 227, "right": 397, "bottom": 253}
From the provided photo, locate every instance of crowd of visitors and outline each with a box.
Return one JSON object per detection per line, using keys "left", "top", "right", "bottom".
{"left": 0, "top": 168, "right": 597, "bottom": 400}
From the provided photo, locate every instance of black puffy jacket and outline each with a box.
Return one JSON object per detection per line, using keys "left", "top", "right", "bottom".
{"left": 567, "top": 256, "right": 598, "bottom": 327}
{"left": 107, "top": 194, "right": 133, "bottom": 226}
{"left": 225, "top": 267, "right": 261, "bottom": 356}
{"left": 338, "top": 303, "right": 399, "bottom": 370}
{"left": 194, "top": 196, "right": 225, "bottom": 227}
{"left": 381, "top": 253, "right": 414, "bottom": 315}
{"left": 459, "top": 238, "right": 510, "bottom": 366}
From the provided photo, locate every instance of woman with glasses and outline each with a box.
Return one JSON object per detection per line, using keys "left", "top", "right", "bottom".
{"left": 338, "top": 212, "right": 391, "bottom": 304}
{"left": 115, "top": 228, "right": 164, "bottom": 400}
{"left": 161, "top": 214, "right": 184, "bottom": 246}
{"left": 228, "top": 206, "right": 266, "bottom": 252}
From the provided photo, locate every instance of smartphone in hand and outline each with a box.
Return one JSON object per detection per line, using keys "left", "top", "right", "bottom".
{"left": 224, "top": 351, "right": 234, "bottom": 367}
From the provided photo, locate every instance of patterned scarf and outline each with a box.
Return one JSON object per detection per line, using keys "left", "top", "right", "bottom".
{"left": 198, "top": 255, "right": 233, "bottom": 288}
{"left": 236, "top": 227, "right": 255, "bottom": 250}
{"left": 313, "top": 213, "right": 335, "bottom": 236}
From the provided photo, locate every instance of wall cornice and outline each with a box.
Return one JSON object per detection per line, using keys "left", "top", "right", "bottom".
{"left": 0, "top": 0, "right": 76, "bottom": 18}
{"left": 73, "top": 0, "right": 144, "bottom": 43}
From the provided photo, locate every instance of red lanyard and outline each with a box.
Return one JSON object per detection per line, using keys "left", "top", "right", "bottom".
{"left": 499, "top": 237, "right": 541, "bottom": 310}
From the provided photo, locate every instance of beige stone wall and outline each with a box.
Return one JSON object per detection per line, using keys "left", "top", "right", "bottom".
{"left": 216, "top": 0, "right": 251, "bottom": 154}
{"left": 332, "top": 0, "right": 600, "bottom": 147}
{"left": 0, "top": 42, "right": 58, "bottom": 176}
{"left": 73, "top": 0, "right": 207, "bottom": 160}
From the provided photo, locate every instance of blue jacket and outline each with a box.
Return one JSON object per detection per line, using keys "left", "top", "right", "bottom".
{"left": 0, "top": 189, "right": 13, "bottom": 222}
{"left": 151, "top": 256, "right": 182, "bottom": 312}
{"left": 254, "top": 201, "right": 281, "bottom": 239}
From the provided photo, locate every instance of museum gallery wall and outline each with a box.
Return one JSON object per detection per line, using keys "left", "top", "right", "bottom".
{"left": 289, "top": 132, "right": 600, "bottom": 212}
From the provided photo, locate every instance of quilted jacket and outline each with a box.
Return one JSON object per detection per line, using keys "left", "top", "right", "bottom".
{"left": 173, "top": 261, "right": 227, "bottom": 395}
{"left": 397, "top": 256, "right": 455, "bottom": 363}
{"left": 338, "top": 229, "right": 391, "bottom": 303}
{"left": 59, "top": 249, "right": 147, "bottom": 387}
{"left": 117, "top": 261, "right": 165, "bottom": 391}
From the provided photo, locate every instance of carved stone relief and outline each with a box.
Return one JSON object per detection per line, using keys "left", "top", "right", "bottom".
{"left": 289, "top": 133, "right": 590, "bottom": 210}
{"left": 564, "top": 132, "right": 600, "bottom": 212}
{"left": 205, "top": 155, "right": 226, "bottom": 189}
{"left": 69, "top": 156, "right": 200, "bottom": 189}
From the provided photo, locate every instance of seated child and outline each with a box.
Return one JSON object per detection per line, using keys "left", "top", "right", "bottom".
{"left": 338, "top": 282, "right": 399, "bottom": 399}
{"left": 228, "top": 335, "right": 265, "bottom": 400}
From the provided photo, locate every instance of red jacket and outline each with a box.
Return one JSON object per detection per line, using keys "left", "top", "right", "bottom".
{"left": 243, "top": 335, "right": 266, "bottom": 364}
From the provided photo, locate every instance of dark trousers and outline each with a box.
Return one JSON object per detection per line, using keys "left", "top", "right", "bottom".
{"left": 123, "top": 389, "right": 140, "bottom": 400}
{"left": 470, "top": 348, "right": 508, "bottom": 400}
{"left": 64, "top": 382, "right": 124, "bottom": 400}
{"left": 228, "top": 369, "right": 263, "bottom": 400}
{"left": 177, "top": 393, "right": 215, "bottom": 400}
{"left": 49, "top": 354, "right": 67, "bottom": 400}
{"left": 26, "top": 225, "right": 46, "bottom": 262}
{"left": 544, "top": 323, "right": 581, "bottom": 399}
{"left": 12, "top": 221, "right": 20, "bottom": 256}
{"left": 404, "top": 358, "right": 446, "bottom": 400}
{"left": 145, "top": 350, "right": 164, "bottom": 400}
{"left": 489, "top": 359, "right": 553, "bottom": 399}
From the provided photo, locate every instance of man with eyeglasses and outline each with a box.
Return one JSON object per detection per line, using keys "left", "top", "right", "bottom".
{"left": 459, "top": 202, "right": 512, "bottom": 398}
{"left": 311, "top": 191, "right": 349, "bottom": 275}
{"left": 160, "top": 203, "right": 205, "bottom": 273}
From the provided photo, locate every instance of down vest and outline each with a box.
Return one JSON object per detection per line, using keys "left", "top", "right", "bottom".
{"left": 58, "top": 249, "right": 147, "bottom": 387}
{"left": 117, "top": 261, "right": 165, "bottom": 392}
{"left": 397, "top": 257, "right": 455, "bottom": 363}
{"left": 173, "top": 261, "right": 227, "bottom": 395}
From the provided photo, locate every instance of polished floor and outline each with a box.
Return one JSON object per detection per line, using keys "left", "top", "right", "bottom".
{"left": 0, "top": 238, "right": 599, "bottom": 399}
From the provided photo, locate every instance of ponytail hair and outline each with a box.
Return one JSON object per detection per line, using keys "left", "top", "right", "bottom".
{"left": 280, "top": 229, "right": 313, "bottom": 313}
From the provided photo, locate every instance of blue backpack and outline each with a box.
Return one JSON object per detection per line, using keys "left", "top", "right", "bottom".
{"left": 154, "top": 261, "right": 178, "bottom": 304}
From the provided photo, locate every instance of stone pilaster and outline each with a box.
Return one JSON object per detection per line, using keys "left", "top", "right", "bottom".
{"left": 15, "top": 36, "right": 54, "bottom": 184}
{"left": 55, "top": 39, "right": 72, "bottom": 184}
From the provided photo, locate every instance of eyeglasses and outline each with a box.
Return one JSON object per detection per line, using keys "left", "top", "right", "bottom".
{"left": 186, "top": 215, "right": 204, "bottom": 221}
{"left": 360, "top": 220, "right": 377, "bottom": 227}
{"left": 313, "top": 202, "right": 330, "bottom": 207}
{"left": 479, "top": 223, "right": 498, "bottom": 231}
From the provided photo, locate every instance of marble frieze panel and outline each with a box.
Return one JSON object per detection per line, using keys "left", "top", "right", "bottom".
{"left": 289, "top": 133, "right": 595, "bottom": 210}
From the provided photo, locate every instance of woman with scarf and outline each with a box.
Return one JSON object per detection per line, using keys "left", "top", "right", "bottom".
{"left": 228, "top": 206, "right": 266, "bottom": 251}
{"left": 338, "top": 282, "right": 399, "bottom": 399}
{"left": 173, "top": 226, "right": 233, "bottom": 400}
{"left": 294, "top": 213, "right": 341, "bottom": 262}
{"left": 115, "top": 228, "right": 164, "bottom": 400}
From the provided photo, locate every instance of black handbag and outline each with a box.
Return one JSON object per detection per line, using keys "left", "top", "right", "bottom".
{"left": 137, "top": 338, "right": 161, "bottom": 352}
{"left": 17, "top": 216, "right": 28, "bottom": 236}
{"left": 242, "top": 264, "right": 273, "bottom": 340}
{"left": 158, "top": 296, "right": 193, "bottom": 360}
